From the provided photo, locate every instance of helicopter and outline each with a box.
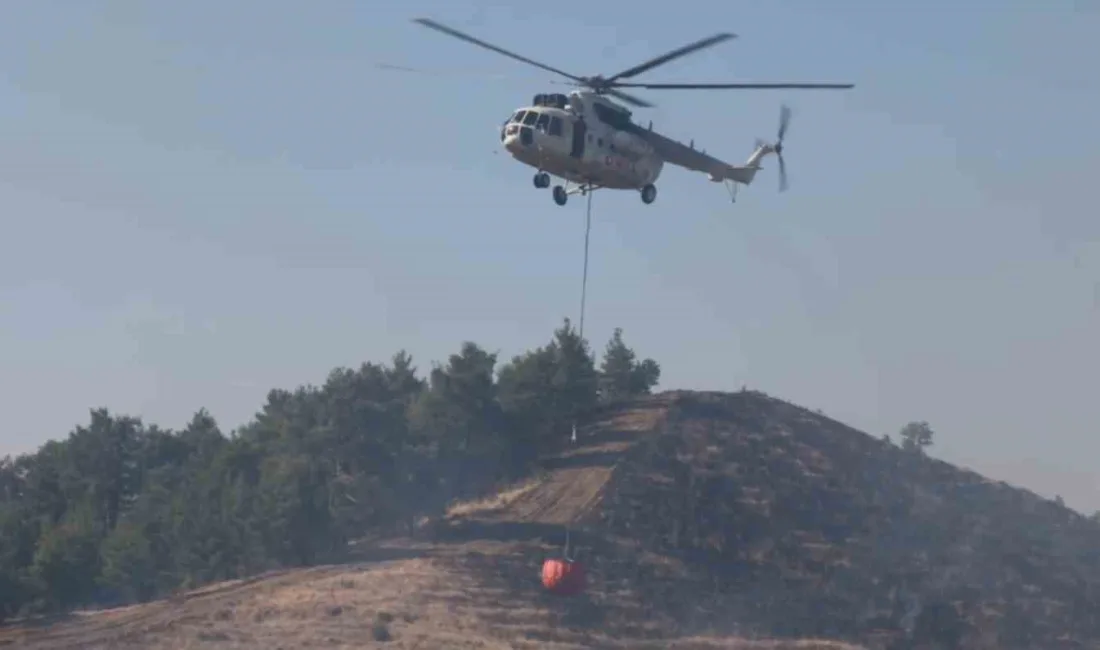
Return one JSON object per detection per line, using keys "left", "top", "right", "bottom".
{"left": 404, "top": 18, "right": 855, "bottom": 206}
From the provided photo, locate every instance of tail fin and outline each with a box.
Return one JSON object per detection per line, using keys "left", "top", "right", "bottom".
{"left": 714, "top": 104, "right": 791, "bottom": 191}
{"left": 712, "top": 141, "right": 775, "bottom": 186}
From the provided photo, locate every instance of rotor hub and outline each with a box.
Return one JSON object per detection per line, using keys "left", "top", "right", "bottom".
{"left": 578, "top": 75, "right": 612, "bottom": 93}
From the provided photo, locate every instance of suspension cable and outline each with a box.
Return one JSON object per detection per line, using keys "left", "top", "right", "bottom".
{"left": 578, "top": 189, "right": 593, "bottom": 341}
{"left": 570, "top": 188, "right": 594, "bottom": 448}
{"left": 564, "top": 188, "right": 594, "bottom": 563}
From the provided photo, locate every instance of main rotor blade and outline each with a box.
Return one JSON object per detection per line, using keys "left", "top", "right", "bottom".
{"left": 376, "top": 62, "right": 509, "bottom": 80}
{"left": 607, "top": 88, "right": 654, "bottom": 108}
{"left": 412, "top": 18, "right": 585, "bottom": 84}
{"left": 605, "top": 33, "right": 736, "bottom": 83}
{"left": 614, "top": 82, "right": 855, "bottom": 89}
{"left": 377, "top": 62, "right": 573, "bottom": 86}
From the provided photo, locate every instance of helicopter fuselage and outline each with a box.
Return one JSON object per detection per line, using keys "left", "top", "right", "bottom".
{"left": 500, "top": 92, "right": 663, "bottom": 194}
{"left": 410, "top": 17, "right": 855, "bottom": 206}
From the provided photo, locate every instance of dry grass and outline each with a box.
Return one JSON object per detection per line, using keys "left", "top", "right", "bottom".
{"left": 667, "top": 640, "right": 862, "bottom": 650}
{"left": 0, "top": 537, "right": 867, "bottom": 650}
{"left": 446, "top": 476, "right": 546, "bottom": 519}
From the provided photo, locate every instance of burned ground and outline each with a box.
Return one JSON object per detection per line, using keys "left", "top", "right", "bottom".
{"left": 585, "top": 391, "right": 1100, "bottom": 648}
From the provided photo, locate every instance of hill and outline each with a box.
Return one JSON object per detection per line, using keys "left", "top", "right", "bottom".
{"left": 581, "top": 391, "right": 1100, "bottom": 648}
{"left": 5, "top": 390, "right": 1100, "bottom": 649}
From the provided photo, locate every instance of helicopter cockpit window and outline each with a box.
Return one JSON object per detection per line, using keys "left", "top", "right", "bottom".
{"left": 548, "top": 116, "right": 563, "bottom": 136}
{"left": 535, "top": 113, "right": 550, "bottom": 132}
{"left": 509, "top": 111, "right": 525, "bottom": 124}
{"left": 522, "top": 111, "right": 538, "bottom": 126}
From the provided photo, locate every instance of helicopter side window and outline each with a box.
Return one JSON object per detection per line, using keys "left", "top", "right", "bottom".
{"left": 522, "top": 111, "right": 538, "bottom": 126}
{"left": 535, "top": 113, "right": 550, "bottom": 132}
{"left": 548, "top": 116, "right": 563, "bottom": 136}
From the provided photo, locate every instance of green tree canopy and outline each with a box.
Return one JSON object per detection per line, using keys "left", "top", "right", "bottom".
{"left": 598, "top": 327, "right": 661, "bottom": 403}
{"left": 0, "top": 321, "right": 660, "bottom": 621}
{"left": 900, "top": 420, "right": 935, "bottom": 454}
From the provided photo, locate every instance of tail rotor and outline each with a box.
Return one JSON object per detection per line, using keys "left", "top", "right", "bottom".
{"left": 774, "top": 104, "right": 790, "bottom": 193}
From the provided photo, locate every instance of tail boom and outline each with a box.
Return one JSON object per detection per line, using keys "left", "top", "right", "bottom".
{"left": 708, "top": 142, "right": 775, "bottom": 186}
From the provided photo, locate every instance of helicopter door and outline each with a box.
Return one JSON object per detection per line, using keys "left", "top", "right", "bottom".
{"left": 570, "top": 119, "right": 586, "bottom": 159}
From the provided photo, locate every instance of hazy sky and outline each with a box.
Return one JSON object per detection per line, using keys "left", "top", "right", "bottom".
{"left": 2, "top": 2, "right": 1098, "bottom": 511}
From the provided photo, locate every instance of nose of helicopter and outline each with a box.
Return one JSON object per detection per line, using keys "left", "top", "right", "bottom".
{"left": 501, "top": 128, "right": 522, "bottom": 154}
{"left": 500, "top": 121, "right": 533, "bottom": 155}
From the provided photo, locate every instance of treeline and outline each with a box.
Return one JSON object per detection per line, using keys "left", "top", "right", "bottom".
{"left": 0, "top": 320, "right": 659, "bottom": 621}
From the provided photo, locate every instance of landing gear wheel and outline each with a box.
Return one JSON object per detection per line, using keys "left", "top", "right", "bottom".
{"left": 533, "top": 172, "right": 550, "bottom": 189}
{"left": 641, "top": 184, "right": 657, "bottom": 205}
{"left": 552, "top": 185, "right": 568, "bottom": 206}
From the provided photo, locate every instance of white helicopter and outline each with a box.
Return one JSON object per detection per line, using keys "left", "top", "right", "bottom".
{"left": 402, "top": 19, "right": 854, "bottom": 207}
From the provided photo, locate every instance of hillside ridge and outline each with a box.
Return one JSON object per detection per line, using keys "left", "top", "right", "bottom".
{"left": 4, "top": 389, "right": 1100, "bottom": 649}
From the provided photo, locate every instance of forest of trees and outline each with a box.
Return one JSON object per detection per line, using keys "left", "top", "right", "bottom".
{"left": 0, "top": 320, "right": 660, "bottom": 622}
